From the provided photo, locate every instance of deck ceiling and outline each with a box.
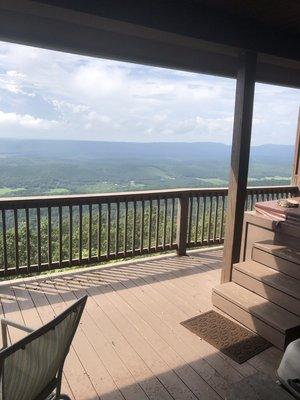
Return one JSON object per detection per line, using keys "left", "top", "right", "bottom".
{"left": 0, "top": 0, "right": 299, "bottom": 87}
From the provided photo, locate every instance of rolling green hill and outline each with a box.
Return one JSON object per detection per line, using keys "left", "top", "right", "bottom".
{"left": 0, "top": 139, "right": 293, "bottom": 197}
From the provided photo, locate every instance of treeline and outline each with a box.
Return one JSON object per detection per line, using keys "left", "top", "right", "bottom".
{"left": 0, "top": 151, "right": 292, "bottom": 197}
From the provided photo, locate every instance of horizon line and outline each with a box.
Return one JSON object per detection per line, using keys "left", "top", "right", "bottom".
{"left": 0, "top": 137, "right": 295, "bottom": 146}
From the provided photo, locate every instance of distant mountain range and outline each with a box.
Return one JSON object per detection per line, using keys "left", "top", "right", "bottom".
{"left": 0, "top": 138, "right": 293, "bottom": 197}
{"left": 0, "top": 138, "right": 294, "bottom": 165}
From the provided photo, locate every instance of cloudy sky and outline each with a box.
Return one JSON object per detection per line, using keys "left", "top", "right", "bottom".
{"left": 0, "top": 41, "right": 299, "bottom": 145}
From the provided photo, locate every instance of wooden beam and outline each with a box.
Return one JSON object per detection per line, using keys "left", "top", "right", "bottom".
{"left": 0, "top": 2, "right": 299, "bottom": 88}
{"left": 292, "top": 108, "right": 300, "bottom": 188}
{"left": 32, "top": 0, "right": 300, "bottom": 62}
{"left": 221, "top": 51, "right": 257, "bottom": 283}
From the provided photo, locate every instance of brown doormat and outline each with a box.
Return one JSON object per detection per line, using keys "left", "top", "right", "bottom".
{"left": 181, "top": 310, "right": 271, "bottom": 363}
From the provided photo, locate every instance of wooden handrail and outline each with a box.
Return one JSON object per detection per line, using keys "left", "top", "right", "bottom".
{"left": 0, "top": 185, "right": 297, "bottom": 209}
{"left": 0, "top": 184, "right": 298, "bottom": 277}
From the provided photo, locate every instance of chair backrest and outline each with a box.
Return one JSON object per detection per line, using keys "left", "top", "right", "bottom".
{"left": 0, "top": 295, "right": 87, "bottom": 400}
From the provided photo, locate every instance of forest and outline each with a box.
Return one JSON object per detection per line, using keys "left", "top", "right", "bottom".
{"left": 0, "top": 139, "right": 293, "bottom": 197}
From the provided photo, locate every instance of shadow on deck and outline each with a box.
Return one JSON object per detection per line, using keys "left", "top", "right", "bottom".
{"left": 0, "top": 249, "right": 282, "bottom": 400}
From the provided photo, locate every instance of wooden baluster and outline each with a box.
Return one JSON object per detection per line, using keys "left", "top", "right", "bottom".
{"left": 124, "top": 201, "right": 128, "bottom": 255}
{"left": 220, "top": 195, "right": 225, "bottom": 241}
{"left": 201, "top": 196, "right": 207, "bottom": 244}
{"left": 37, "top": 207, "right": 41, "bottom": 270}
{"left": 176, "top": 193, "right": 189, "bottom": 256}
{"left": 170, "top": 197, "right": 175, "bottom": 245}
{"left": 107, "top": 203, "right": 111, "bottom": 258}
{"left": 115, "top": 201, "right": 120, "bottom": 256}
{"left": 58, "top": 206, "right": 63, "bottom": 268}
{"left": 25, "top": 208, "right": 30, "bottom": 272}
{"left": 155, "top": 198, "right": 160, "bottom": 250}
{"left": 250, "top": 192, "right": 254, "bottom": 210}
{"left": 148, "top": 199, "right": 152, "bottom": 251}
{"left": 88, "top": 204, "right": 92, "bottom": 261}
{"left": 195, "top": 196, "right": 200, "bottom": 244}
{"left": 98, "top": 203, "right": 102, "bottom": 260}
{"left": 162, "top": 198, "right": 167, "bottom": 249}
{"left": 48, "top": 207, "right": 52, "bottom": 268}
{"left": 188, "top": 197, "right": 193, "bottom": 245}
{"left": 208, "top": 194, "right": 213, "bottom": 243}
{"left": 14, "top": 208, "right": 19, "bottom": 272}
{"left": 140, "top": 200, "right": 144, "bottom": 252}
{"left": 79, "top": 204, "right": 83, "bottom": 263}
{"left": 69, "top": 205, "right": 73, "bottom": 265}
{"left": 1, "top": 209, "right": 7, "bottom": 273}
{"left": 213, "top": 195, "right": 219, "bottom": 243}
{"left": 132, "top": 201, "right": 136, "bottom": 255}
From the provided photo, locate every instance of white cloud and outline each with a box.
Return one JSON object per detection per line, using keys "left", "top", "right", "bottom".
{"left": 196, "top": 116, "right": 233, "bottom": 133}
{"left": 0, "top": 110, "right": 58, "bottom": 129}
{"left": 0, "top": 40, "right": 298, "bottom": 144}
{"left": 7, "top": 70, "right": 25, "bottom": 78}
{"left": 52, "top": 99, "right": 89, "bottom": 114}
{"left": 87, "top": 112, "right": 110, "bottom": 123}
{"left": 0, "top": 69, "right": 35, "bottom": 96}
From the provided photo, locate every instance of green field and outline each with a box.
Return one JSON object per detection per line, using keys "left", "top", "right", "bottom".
{"left": 0, "top": 139, "right": 293, "bottom": 197}
{"left": 0, "top": 187, "right": 25, "bottom": 196}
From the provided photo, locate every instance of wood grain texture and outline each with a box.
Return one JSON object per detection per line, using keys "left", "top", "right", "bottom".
{"left": 0, "top": 249, "right": 281, "bottom": 399}
{"left": 222, "top": 51, "right": 257, "bottom": 283}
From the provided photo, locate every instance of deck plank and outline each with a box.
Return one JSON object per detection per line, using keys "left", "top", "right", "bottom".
{"left": 0, "top": 249, "right": 281, "bottom": 400}
{"left": 80, "top": 275, "right": 211, "bottom": 400}
{"left": 104, "top": 282, "right": 224, "bottom": 398}
{"left": 79, "top": 274, "right": 201, "bottom": 400}
{"left": 135, "top": 259, "right": 257, "bottom": 377}
{"left": 27, "top": 277, "right": 100, "bottom": 400}
{"left": 120, "top": 272, "right": 244, "bottom": 386}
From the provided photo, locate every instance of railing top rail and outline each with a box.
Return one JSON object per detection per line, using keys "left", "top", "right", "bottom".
{"left": 0, "top": 185, "right": 297, "bottom": 209}
{"left": 246, "top": 185, "right": 298, "bottom": 192}
{"left": 0, "top": 188, "right": 227, "bottom": 209}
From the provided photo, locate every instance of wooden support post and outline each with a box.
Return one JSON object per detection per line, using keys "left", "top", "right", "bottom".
{"left": 292, "top": 108, "right": 300, "bottom": 189}
{"left": 221, "top": 51, "right": 257, "bottom": 283}
{"left": 176, "top": 193, "right": 189, "bottom": 256}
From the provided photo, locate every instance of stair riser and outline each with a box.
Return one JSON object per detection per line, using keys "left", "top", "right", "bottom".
{"left": 252, "top": 247, "right": 300, "bottom": 280}
{"left": 212, "top": 291, "right": 285, "bottom": 349}
{"left": 232, "top": 269, "right": 300, "bottom": 317}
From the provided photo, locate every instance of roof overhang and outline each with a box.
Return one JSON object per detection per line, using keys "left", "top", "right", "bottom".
{"left": 0, "top": 0, "right": 299, "bottom": 88}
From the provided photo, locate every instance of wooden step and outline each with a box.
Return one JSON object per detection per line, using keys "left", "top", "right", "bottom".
{"left": 212, "top": 282, "right": 300, "bottom": 350}
{"left": 252, "top": 241, "right": 300, "bottom": 280}
{"left": 232, "top": 261, "right": 300, "bottom": 316}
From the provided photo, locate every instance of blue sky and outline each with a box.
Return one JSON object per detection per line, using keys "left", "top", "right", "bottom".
{"left": 0, "top": 41, "right": 299, "bottom": 145}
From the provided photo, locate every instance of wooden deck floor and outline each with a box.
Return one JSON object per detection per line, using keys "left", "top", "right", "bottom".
{"left": 0, "top": 249, "right": 283, "bottom": 400}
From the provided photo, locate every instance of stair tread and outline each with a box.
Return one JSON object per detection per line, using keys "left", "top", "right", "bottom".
{"left": 213, "top": 282, "right": 300, "bottom": 333}
{"left": 234, "top": 260, "right": 300, "bottom": 300}
{"left": 254, "top": 241, "right": 300, "bottom": 265}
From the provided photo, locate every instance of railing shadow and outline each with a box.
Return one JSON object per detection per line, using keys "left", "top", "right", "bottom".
{"left": 0, "top": 248, "right": 284, "bottom": 399}
{"left": 0, "top": 250, "right": 222, "bottom": 312}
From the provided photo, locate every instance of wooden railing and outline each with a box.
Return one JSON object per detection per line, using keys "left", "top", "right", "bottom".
{"left": 0, "top": 185, "right": 298, "bottom": 277}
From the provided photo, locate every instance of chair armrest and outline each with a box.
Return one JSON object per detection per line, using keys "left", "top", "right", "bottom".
{"left": 1, "top": 318, "right": 34, "bottom": 348}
